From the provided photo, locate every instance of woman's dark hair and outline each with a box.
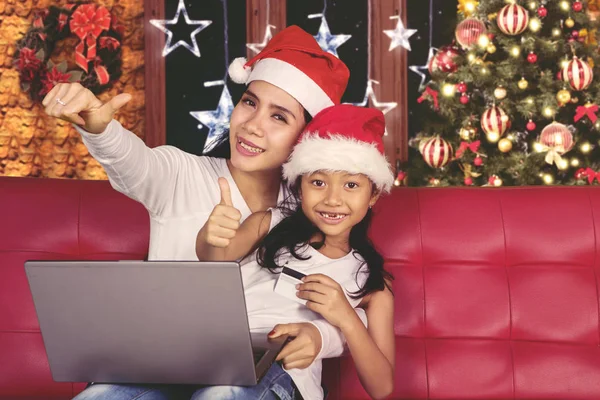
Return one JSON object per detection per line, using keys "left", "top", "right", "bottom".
{"left": 256, "top": 179, "right": 393, "bottom": 299}
{"left": 204, "top": 109, "right": 313, "bottom": 159}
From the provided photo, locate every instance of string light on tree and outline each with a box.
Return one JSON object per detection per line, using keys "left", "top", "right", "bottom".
{"left": 458, "top": 0, "right": 479, "bottom": 16}
{"left": 529, "top": 17, "right": 542, "bottom": 32}
{"left": 149, "top": 0, "right": 212, "bottom": 57}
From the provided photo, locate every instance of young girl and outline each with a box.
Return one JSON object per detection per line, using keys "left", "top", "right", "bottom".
{"left": 196, "top": 104, "right": 396, "bottom": 400}
{"left": 44, "top": 26, "right": 362, "bottom": 400}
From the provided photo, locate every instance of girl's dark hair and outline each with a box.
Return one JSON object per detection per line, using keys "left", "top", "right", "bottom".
{"left": 204, "top": 109, "right": 312, "bottom": 159}
{"left": 256, "top": 179, "right": 393, "bottom": 299}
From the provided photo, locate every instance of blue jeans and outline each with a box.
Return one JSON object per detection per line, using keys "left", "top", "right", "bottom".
{"left": 71, "top": 363, "right": 296, "bottom": 400}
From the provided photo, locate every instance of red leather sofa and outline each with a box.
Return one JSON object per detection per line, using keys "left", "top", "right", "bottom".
{"left": 2, "top": 176, "right": 600, "bottom": 399}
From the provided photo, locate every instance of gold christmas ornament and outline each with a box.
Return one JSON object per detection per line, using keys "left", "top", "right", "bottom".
{"left": 565, "top": 17, "right": 575, "bottom": 28}
{"left": 556, "top": 89, "right": 571, "bottom": 104}
{"left": 498, "top": 138, "right": 513, "bottom": 152}
{"left": 518, "top": 77, "right": 529, "bottom": 89}
{"left": 494, "top": 86, "right": 507, "bottom": 99}
{"left": 487, "top": 43, "right": 497, "bottom": 53}
{"left": 459, "top": 126, "right": 477, "bottom": 140}
{"left": 493, "top": 177, "right": 503, "bottom": 187}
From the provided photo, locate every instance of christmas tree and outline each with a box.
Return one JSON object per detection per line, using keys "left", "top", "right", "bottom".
{"left": 407, "top": 0, "right": 600, "bottom": 187}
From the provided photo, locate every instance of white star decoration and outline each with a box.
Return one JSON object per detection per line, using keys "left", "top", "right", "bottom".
{"left": 409, "top": 47, "right": 436, "bottom": 90}
{"left": 311, "top": 15, "right": 351, "bottom": 57}
{"left": 383, "top": 16, "right": 417, "bottom": 51}
{"left": 150, "top": 0, "right": 212, "bottom": 57}
{"left": 247, "top": 24, "right": 275, "bottom": 55}
{"left": 190, "top": 83, "right": 234, "bottom": 154}
{"left": 347, "top": 80, "right": 396, "bottom": 136}
{"left": 350, "top": 80, "right": 397, "bottom": 116}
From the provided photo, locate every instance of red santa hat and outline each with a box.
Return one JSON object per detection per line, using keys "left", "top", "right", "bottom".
{"left": 228, "top": 25, "right": 349, "bottom": 116}
{"left": 282, "top": 104, "right": 395, "bottom": 193}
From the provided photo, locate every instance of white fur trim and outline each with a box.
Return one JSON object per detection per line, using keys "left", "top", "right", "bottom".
{"left": 228, "top": 57, "right": 251, "bottom": 84}
{"left": 247, "top": 58, "right": 334, "bottom": 116}
{"left": 282, "top": 134, "right": 395, "bottom": 193}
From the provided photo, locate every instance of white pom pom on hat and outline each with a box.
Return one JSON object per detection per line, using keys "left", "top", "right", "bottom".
{"left": 228, "top": 57, "right": 251, "bottom": 84}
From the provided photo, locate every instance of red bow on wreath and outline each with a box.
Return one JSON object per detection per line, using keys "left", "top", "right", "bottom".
{"left": 93, "top": 57, "right": 110, "bottom": 85}
{"left": 99, "top": 37, "right": 120, "bottom": 51}
{"left": 33, "top": 10, "right": 49, "bottom": 29}
{"left": 417, "top": 87, "right": 439, "bottom": 110}
{"left": 455, "top": 140, "right": 481, "bottom": 158}
{"left": 58, "top": 13, "right": 69, "bottom": 31}
{"left": 69, "top": 4, "right": 111, "bottom": 73}
{"left": 574, "top": 103, "right": 599, "bottom": 123}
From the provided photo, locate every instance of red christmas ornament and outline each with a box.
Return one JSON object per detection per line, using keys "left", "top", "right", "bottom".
{"left": 562, "top": 56, "right": 594, "bottom": 91}
{"left": 497, "top": 4, "right": 529, "bottom": 35}
{"left": 457, "top": 82, "right": 468, "bottom": 93}
{"left": 481, "top": 106, "right": 510, "bottom": 137}
{"left": 572, "top": 30, "right": 580, "bottom": 39}
{"left": 527, "top": 52, "right": 538, "bottom": 64}
{"left": 464, "top": 177, "right": 473, "bottom": 186}
{"left": 428, "top": 46, "right": 461, "bottom": 74}
{"left": 474, "top": 156, "right": 483, "bottom": 166}
{"left": 420, "top": 136, "right": 453, "bottom": 169}
{"left": 460, "top": 94, "right": 470, "bottom": 104}
{"left": 455, "top": 18, "right": 487, "bottom": 49}
{"left": 526, "top": 120, "right": 536, "bottom": 131}
{"left": 573, "top": 1, "right": 583, "bottom": 12}
{"left": 537, "top": 5, "right": 547, "bottom": 18}
{"left": 540, "top": 122, "right": 574, "bottom": 154}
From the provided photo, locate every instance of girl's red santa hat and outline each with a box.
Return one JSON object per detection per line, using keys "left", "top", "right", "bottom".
{"left": 228, "top": 25, "right": 349, "bottom": 117}
{"left": 283, "top": 104, "right": 395, "bottom": 193}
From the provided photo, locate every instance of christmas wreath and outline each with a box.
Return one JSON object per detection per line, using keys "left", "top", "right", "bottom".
{"left": 14, "top": 3, "right": 123, "bottom": 102}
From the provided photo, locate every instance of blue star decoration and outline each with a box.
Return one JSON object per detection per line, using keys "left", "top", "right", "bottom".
{"left": 149, "top": 0, "right": 212, "bottom": 58}
{"left": 383, "top": 16, "right": 417, "bottom": 51}
{"left": 312, "top": 15, "right": 351, "bottom": 58}
{"left": 190, "top": 84, "right": 234, "bottom": 154}
{"left": 409, "top": 47, "right": 436, "bottom": 90}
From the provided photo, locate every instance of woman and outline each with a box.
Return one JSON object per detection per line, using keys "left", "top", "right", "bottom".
{"left": 43, "top": 26, "right": 358, "bottom": 399}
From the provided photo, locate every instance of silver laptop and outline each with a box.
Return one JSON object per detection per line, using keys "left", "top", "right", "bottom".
{"left": 24, "top": 260, "right": 287, "bottom": 385}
